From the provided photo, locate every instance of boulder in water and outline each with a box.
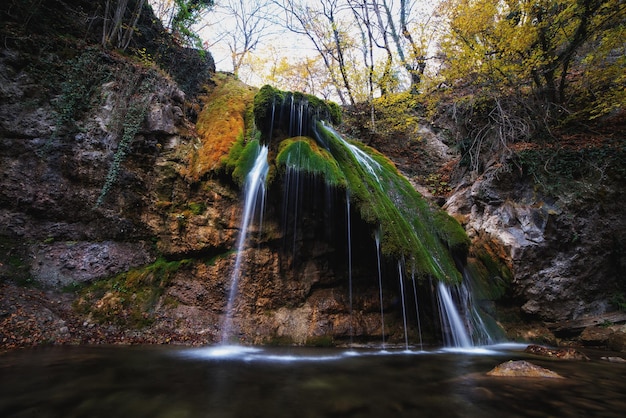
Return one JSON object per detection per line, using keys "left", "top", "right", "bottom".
{"left": 486, "top": 360, "right": 564, "bottom": 378}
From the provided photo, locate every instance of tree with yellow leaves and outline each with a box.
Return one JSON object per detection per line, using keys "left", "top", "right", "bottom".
{"left": 437, "top": 0, "right": 625, "bottom": 110}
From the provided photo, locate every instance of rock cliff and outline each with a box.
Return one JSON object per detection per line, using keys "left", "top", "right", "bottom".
{"left": 1, "top": 0, "right": 625, "bottom": 350}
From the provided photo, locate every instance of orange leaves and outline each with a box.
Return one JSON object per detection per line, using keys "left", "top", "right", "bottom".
{"left": 186, "top": 74, "right": 256, "bottom": 180}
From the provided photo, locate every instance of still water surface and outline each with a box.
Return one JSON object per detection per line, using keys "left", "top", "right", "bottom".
{"left": 1, "top": 344, "right": 624, "bottom": 417}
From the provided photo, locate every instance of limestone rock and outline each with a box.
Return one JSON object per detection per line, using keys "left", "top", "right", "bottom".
{"left": 444, "top": 154, "right": 626, "bottom": 325}
{"left": 486, "top": 360, "right": 564, "bottom": 378}
{"left": 30, "top": 241, "right": 153, "bottom": 287}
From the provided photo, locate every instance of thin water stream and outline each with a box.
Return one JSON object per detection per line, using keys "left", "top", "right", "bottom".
{"left": 221, "top": 145, "right": 269, "bottom": 343}
{"left": 1, "top": 344, "right": 624, "bottom": 417}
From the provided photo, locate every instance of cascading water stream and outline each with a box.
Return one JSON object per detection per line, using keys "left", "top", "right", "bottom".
{"left": 398, "top": 262, "right": 410, "bottom": 351}
{"left": 250, "top": 90, "right": 500, "bottom": 349}
{"left": 220, "top": 145, "right": 269, "bottom": 344}
{"left": 346, "top": 191, "right": 354, "bottom": 347}
{"left": 411, "top": 270, "right": 424, "bottom": 351}
{"left": 437, "top": 282, "right": 472, "bottom": 348}
{"left": 374, "top": 228, "right": 386, "bottom": 350}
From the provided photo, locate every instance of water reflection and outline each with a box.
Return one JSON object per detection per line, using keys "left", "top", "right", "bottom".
{"left": 1, "top": 344, "right": 625, "bottom": 417}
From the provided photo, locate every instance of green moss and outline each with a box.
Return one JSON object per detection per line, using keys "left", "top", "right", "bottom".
{"left": 465, "top": 248, "right": 511, "bottom": 301}
{"left": 231, "top": 138, "right": 262, "bottom": 186}
{"left": 253, "top": 85, "right": 342, "bottom": 142}
{"left": 187, "top": 201, "right": 206, "bottom": 215}
{"left": 305, "top": 335, "right": 335, "bottom": 347}
{"left": 251, "top": 85, "right": 470, "bottom": 284}
{"left": 432, "top": 211, "right": 471, "bottom": 257}
{"left": 319, "top": 124, "right": 463, "bottom": 283}
{"left": 276, "top": 137, "right": 347, "bottom": 187}
{"left": 75, "top": 257, "right": 191, "bottom": 328}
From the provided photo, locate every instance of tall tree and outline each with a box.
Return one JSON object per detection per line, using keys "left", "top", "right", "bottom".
{"left": 274, "top": 0, "right": 357, "bottom": 106}
{"left": 217, "top": 0, "right": 274, "bottom": 78}
{"left": 149, "top": 0, "right": 214, "bottom": 47}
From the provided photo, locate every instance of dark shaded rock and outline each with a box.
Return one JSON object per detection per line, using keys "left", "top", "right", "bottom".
{"left": 486, "top": 360, "right": 564, "bottom": 378}
{"left": 608, "top": 331, "right": 626, "bottom": 353}
{"left": 524, "top": 344, "right": 590, "bottom": 361}
{"left": 580, "top": 325, "right": 614, "bottom": 346}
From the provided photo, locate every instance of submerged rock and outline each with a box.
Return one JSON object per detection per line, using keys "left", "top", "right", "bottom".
{"left": 486, "top": 360, "right": 564, "bottom": 378}
{"left": 524, "top": 344, "right": 590, "bottom": 361}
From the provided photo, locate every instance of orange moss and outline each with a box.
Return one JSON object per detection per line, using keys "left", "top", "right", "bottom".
{"left": 186, "top": 75, "right": 257, "bottom": 180}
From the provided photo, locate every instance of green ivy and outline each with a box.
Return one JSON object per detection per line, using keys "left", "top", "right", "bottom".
{"left": 96, "top": 72, "right": 156, "bottom": 206}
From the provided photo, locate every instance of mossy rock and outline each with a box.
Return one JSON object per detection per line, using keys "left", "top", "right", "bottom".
{"left": 253, "top": 85, "right": 341, "bottom": 143}
{"left": 276, "top": 137, "right": 347, "bottom": 188}
{"left": 74, "top": 257, "right": 191, "bottom": 328}
{"left": 189, "top": 74, "right": 257, "bottom": 180}
{"left": 318, "top": 123, "right": 464, "bottom": 284}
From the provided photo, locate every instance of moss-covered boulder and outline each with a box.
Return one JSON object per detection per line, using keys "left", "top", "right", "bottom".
{"left": 253, "top": 85, "right": 341, "bottom": 144}
{"left": 276, "top": 137, "right": 347, "bottom": 188}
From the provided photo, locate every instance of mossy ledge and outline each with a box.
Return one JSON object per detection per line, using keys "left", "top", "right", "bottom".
{"left": 244, "top": 84, "right": 471, "bottom": 284}
{"left": 253, "top": 84, "right": 341, "bottom": 143}
{"left": 74, "top": 258, "right": 191, "bottom": 328}
{"left": 319, "top": 124, "right": 466, "bottom": 283}
{"left": 276, "top": 137, "right": 347, "bottom": 188}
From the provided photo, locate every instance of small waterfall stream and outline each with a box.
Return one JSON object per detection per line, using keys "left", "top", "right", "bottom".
{"left": 374, "top": 228, "right": 386, "bottom": 349}
{"left": 220, "top": 145, "right": 269, "bottom": 344}
{"left": 411, "top": 271, "right": 424, "bottom": 351}
{"left": 437, "top": 282, "right": 472, "bottom": 348}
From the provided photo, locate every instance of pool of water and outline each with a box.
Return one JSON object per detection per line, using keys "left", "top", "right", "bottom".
{"left": 1, "top": 343, "right": 624, "bottom": 417}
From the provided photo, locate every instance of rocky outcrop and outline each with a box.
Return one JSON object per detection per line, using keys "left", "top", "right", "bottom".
{"left": 524, "top": 344, "right": 590, "bottom": 361}
{"left": 444, "top": 159, "right": 626, "bottom": 327}
{"left": 0, "top": 21, "right": 411, "bottom": 347}
{"left": 486, "top": 360, "right": 564, "bottom": 378}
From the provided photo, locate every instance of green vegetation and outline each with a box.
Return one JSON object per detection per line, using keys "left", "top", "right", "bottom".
{"left": 75, "top": 257, "right": 190, "bottom": 328}
{"left": 466, "top": 251, "right": 512, "bottom": 301}
{"left": 230, "top": 138, "right": 262, "bottom": 186}
{"left": 276, "top": 137, "right": 347, "bottom": 188}
{"left": 51, "top": 47, "right": 111, "bottom": 140}
{"left": 611, "top": 293, "right": 626, "bottom": 312}
{"left": 515, "top": 139, "right": 626, "bottom": 197}
{"left": 253, "top": 85, "right": 341, "bottom": 139}
{"left": 318, "top": 125, "right": 466, "bottom": 283}
{"left": 96, "top": 69, "right": 156, "bottom": 206}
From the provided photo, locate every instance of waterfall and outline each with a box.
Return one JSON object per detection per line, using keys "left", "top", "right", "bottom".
{"left": 436, "top": 282, "right": 472, "bottom": 348}
{"left": 411, "top": 270, "right": 424, "bottom": 351}
{"left": 346, "top": 190, "right": 354, "bottom": 347}
{"left": 374, "top": 228, "right": 386, "bottom": 349}
{"left": 398, "top": 262, "right": 410, "bottom": 351}
{"left": 250, "top": 86, "right": 500, "bottom": 349}
{"left": 221, "top": 145, "right": 269, "bottom": 344}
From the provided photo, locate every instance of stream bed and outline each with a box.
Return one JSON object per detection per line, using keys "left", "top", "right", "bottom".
{"left": 1, "top": 343, "right": 624, "bottom": 417}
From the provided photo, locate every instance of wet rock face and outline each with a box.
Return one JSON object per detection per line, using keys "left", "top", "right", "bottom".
{"left": 445, "top": 164, "right": 626, "bottom": 324}
{"left": 30, "top": 241, "right": 153, "bottom": 287}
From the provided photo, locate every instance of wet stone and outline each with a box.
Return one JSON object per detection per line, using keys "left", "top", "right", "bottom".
{"left": 486, "top": 360, "right": 564, "bottom": 378}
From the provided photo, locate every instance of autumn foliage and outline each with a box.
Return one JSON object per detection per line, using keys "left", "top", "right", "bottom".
{"left": 186, "top": 74, "right": 256, "bottom": 180}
